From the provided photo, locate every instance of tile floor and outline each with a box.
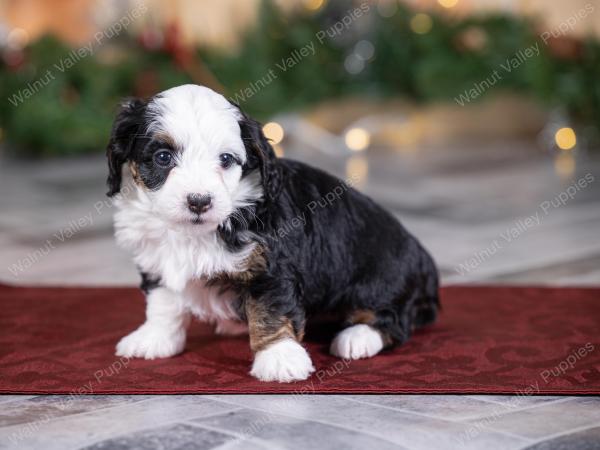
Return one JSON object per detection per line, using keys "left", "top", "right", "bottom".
{"left": 1, "top": 133, "right": 599, "bottom": 449}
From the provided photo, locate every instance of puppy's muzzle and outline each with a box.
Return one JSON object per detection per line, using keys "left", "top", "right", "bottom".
{"left": 187, "top": 193, "right": 212, "bottom": 214}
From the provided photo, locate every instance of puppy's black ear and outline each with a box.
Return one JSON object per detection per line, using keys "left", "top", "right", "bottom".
{"left": 106, "top": 98, "right": 147, "bottom": 197}
{"left": 237, "top": 111, "right": 281, "bottom": 205}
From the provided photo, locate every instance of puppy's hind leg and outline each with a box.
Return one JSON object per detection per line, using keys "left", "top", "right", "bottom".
{"left": 330, "top": 309, "right": 394, "bottom": 360}
{"left": 331, "top": 284, "right": 439, "bottom": 360}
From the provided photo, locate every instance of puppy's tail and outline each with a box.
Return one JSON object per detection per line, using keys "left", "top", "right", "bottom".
{"left": 413, "top": 250, "right": 440, "bottom": 328}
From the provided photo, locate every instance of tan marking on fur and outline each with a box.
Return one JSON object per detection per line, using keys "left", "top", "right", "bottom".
{"left": 236, "top": 245, "right": 267, "bottom": 283}
{"left": 246, "top": 299, "right": 302, "bottom": 352}
{"left": 129, "top": 133, "right": 177, "bottom": 190}
{"left": 152, "top": 131, "right": 177, "bottom": 149}
{"left": 349, "top": 309, "right": 377, "bottom": 325}
{"left": 246, "top": 245, "right": 267, "bottom": 272}
{"left": 206, "top": 246, "right": 267, "bottom": 291}
{"left": 348, "top": 309, "right": 393, "bottom": 347}
{"left": 128, "top": 162, "right": 143, "bottom": 186}
{"left": 296, "top": 321, "right": 306, "bottom": 342}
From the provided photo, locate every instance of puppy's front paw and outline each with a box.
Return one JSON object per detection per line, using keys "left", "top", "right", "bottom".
{"left": 250, "top": 339, "right": 315, "bottom": 383}
{"left": 115, "top": 324, "right": 186, "bottom": 359}
{"left": 330, "top": 324, "right": 384, "bottom": 360}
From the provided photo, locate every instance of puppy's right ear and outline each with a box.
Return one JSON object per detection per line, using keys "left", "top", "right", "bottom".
{"left": 106, "top": 98, "right": 147, "bottom": 197}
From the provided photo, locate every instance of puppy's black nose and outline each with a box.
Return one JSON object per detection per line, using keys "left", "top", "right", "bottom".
{"left": 187, "top": 194, "right": 212, "bottom": 214}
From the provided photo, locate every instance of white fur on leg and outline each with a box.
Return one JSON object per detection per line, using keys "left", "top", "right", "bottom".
{"left": 116, "top": 287, "right": 189, "bottom": 359}
{"left": 116, "top": 323, "right": 187, "bottom": 359}
{"left": 330, "top": 324, "right": 384, "bottom": 360}
{"left": 250, "top": 339, "right": 315, "bottom": 383}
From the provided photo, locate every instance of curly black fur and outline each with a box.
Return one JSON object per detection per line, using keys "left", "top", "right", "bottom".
{"left": 217, "top": 115, "right": 440, "bottom": 348}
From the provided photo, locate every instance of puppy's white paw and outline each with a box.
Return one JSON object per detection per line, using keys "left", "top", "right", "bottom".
{"left": 116, "top": 324, "right": 186, "bottom": 359}
{"left": 215, "top": 319, "right": 248, "bottom": 336}
{"left": 330, "top": 324, "right": 384, "bottom": 360}
{"left": 250, "top": 339, "right": 315, "bottom": 383}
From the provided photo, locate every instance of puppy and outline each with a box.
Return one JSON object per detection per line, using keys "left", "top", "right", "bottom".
{"left": 106, "top": 84, "right": 439, "bottom": 383}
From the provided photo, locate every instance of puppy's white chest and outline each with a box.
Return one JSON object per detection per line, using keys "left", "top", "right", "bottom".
{"left": 113, "top": 193, "right": 255, "bottom": 292}
{"left": 183, "top": 279, "right": 241, "bottom": 323}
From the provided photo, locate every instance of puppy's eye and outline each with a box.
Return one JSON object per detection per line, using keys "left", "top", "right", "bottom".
{"left": 153, "top": 150, "right": 173, "bottom": 167}
{"left": 219, "top": 153, "right": 236, "bottom": 169}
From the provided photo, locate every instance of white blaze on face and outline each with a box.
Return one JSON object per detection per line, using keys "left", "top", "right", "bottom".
{"left": 145, "top": 85, "right": 248, "bottom": 229}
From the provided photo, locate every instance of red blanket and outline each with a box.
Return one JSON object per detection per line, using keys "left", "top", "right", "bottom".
{"left": 0, "top": 284, "right": 598, "bottom": 394}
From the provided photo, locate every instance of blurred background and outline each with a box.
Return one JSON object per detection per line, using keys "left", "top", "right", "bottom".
{"left": 1, "top": 0, "right": 599, "bottom": 286}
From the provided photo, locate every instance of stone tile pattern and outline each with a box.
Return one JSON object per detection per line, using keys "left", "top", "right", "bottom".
{"left": 3, "top": 395, "right": 600, "bottom": 449}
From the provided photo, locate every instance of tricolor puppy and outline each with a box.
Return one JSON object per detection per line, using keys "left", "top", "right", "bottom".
{"left": 106, "top": 84, "right": 439, "bottom": 383}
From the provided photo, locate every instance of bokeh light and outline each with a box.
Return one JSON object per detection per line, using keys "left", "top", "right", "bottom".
{"left": 410, "top": 13, "right": 433, "bottom": 34}
{"left": 263, "top": 122, "right": 285, "bottom": 145}
{"left": 345, "top": 128, "right": 370, "bottom": 151}
{"left": 7, "top": 28, "right": 29, "bottom": 49}
{"left": 554, "top": 127, "right": 576, "bottom": 150}
{"left": 438, "top": 0, "right": 459, "bottom": 8}
{"left": 377, "top": 0, "right": 398, "bottom": 18}
{"left": 304, "top": 0, "right": 325, "bottom": 12}
{"left": 344, "top": 53, "right": 365, "bottom": 74}
{"left": 354, "top": 40, "right": 375, "bottom": 61}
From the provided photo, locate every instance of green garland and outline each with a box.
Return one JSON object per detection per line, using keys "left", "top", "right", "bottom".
{"left": 0, "top": 36, "right": 193, "bottom": 156}
{"left": 1, "top": 0, "right": 598, "bottom": 157}
{"left": 209, "top": 1, "right": 599, "bottom": 127}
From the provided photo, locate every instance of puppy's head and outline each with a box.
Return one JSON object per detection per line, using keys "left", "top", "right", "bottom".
{"left": 106, "top": 84, "right": 278, "bottom": 231}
